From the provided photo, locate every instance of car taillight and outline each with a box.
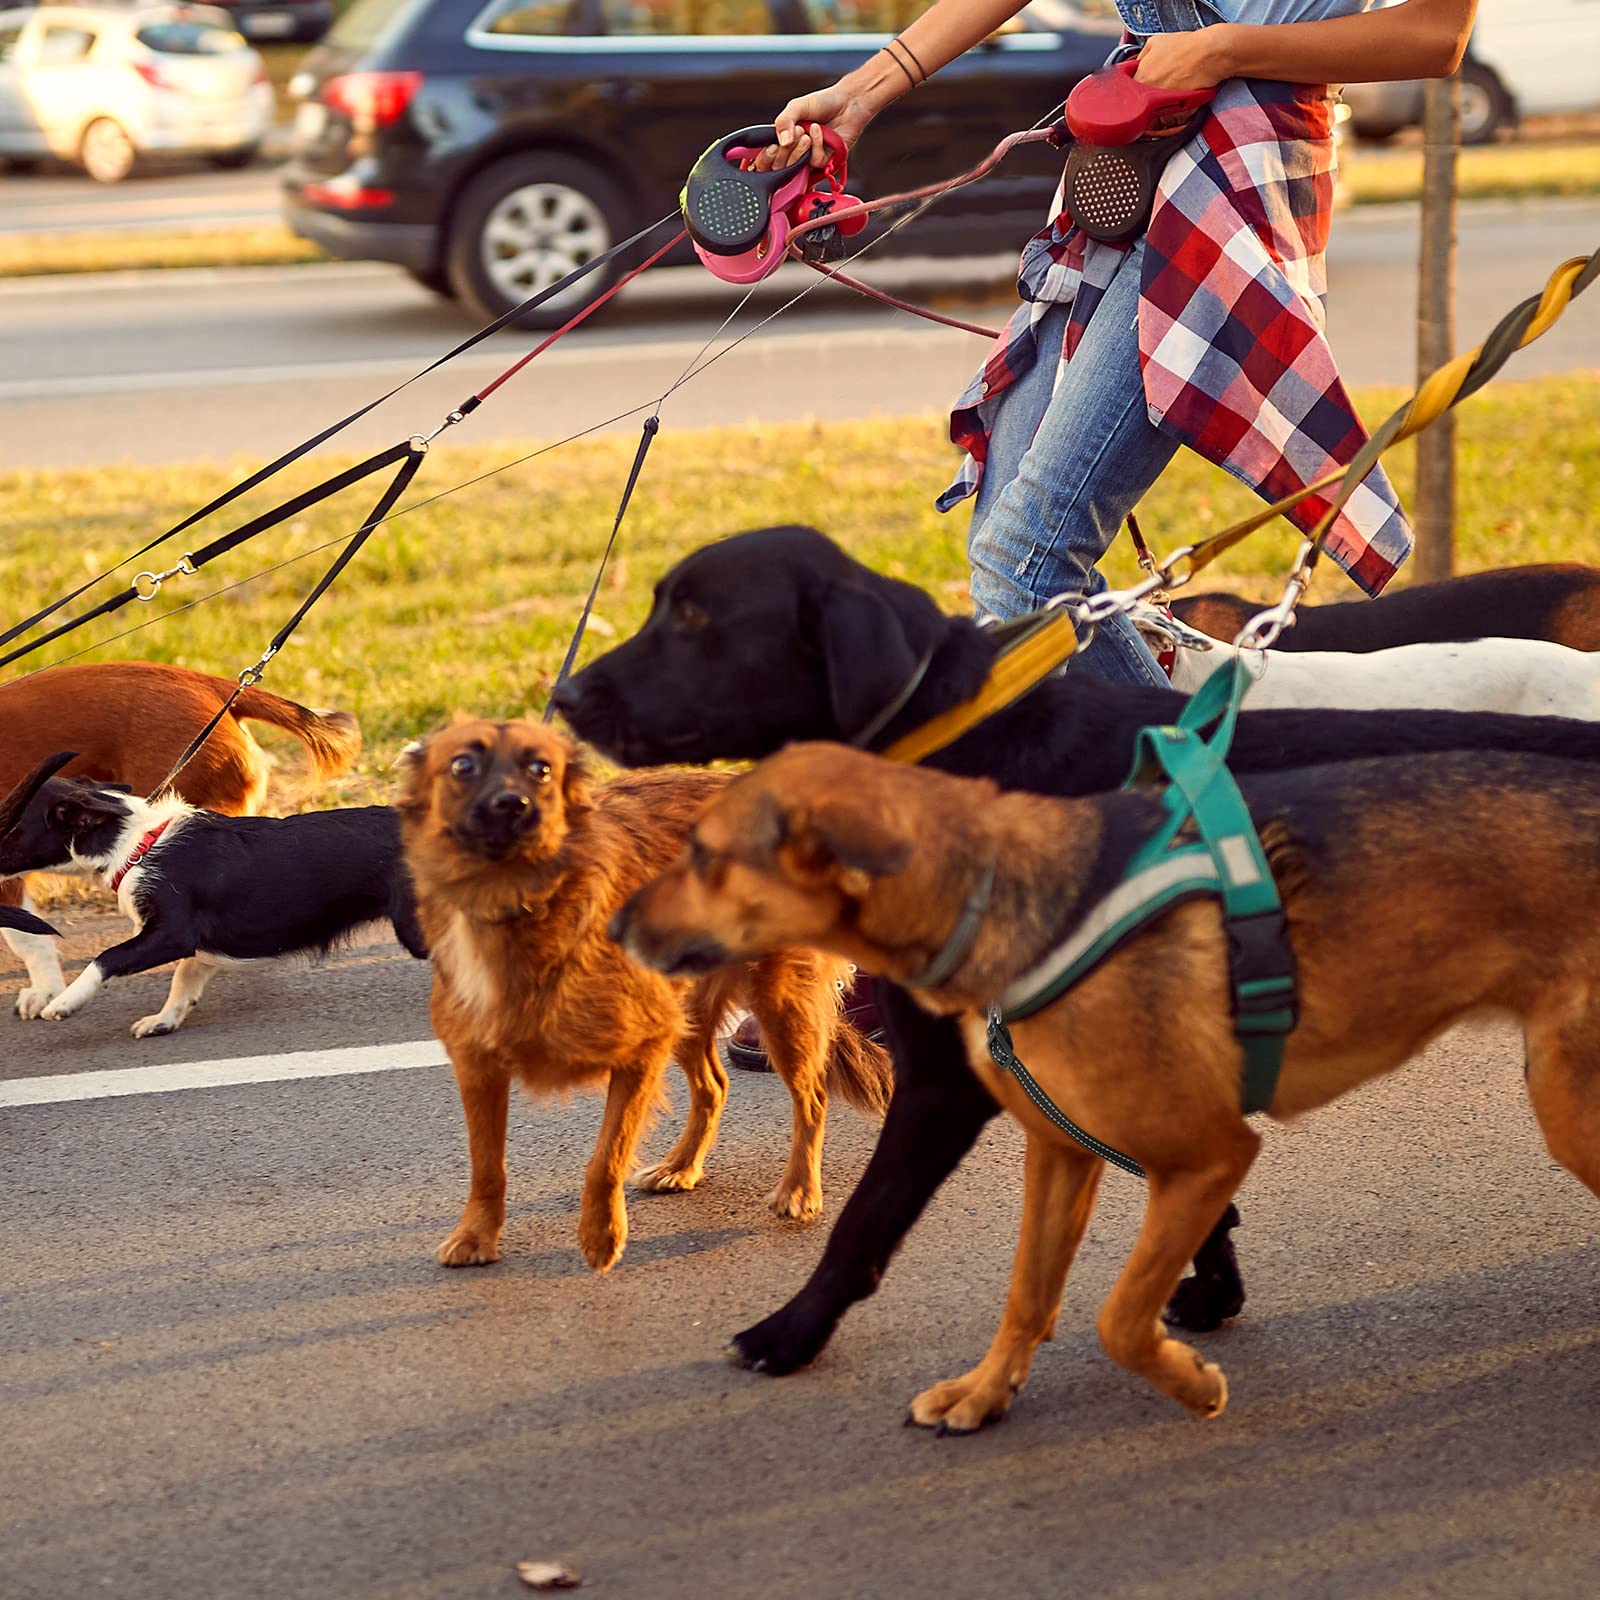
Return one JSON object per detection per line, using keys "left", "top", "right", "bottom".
{"left": 133, "top": 60, "right": 178, "bottom": 93}
{"left": 321, "top": 71, "right": 422, "bottom": 131}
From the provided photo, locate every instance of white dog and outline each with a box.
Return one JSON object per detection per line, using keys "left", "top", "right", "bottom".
{"left": 1131, "top": 603, "right": 1600, "bottom": 717}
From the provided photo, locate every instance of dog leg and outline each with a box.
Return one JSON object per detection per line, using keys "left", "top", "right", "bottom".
{"left": 1525, "top": 1007, "right": 1600, "bottom": 1201}
{"left": 439, "top": 1046, "right": 511, "bottom": 1267}
{"left": 747, "top": 975, "right": 833, "bottom": 1221}
{"left": 39, "top": 924, "right": 193, "bottom": 1022}
{"left": 579, "top": 1057, "right": 665, "bottom": 1272}
{"left": 1095, "top": 1134, "right": 1259, "bottom": 1417}
{"left": 3, "top": 880, "right": 67, "bottom": 1019}
{"left": 132, "top": 955, "right": 221, "bottom": 1038}
{"left": 1164, "top": 1203, "right": 1245, "bottom": 1333}
{"left": 635, "top": 1004, "right": 729, "bottom": 1196}
{"left": 730, "top": 997, "right": 999, "bottom": 1375}
{"left": 909, "top": 1133, "right": 1102, "bottom": 1434}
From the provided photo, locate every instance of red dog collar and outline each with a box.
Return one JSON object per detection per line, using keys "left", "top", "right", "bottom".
{"left": 110, "top": 821, "right": 171, "bottom": 893}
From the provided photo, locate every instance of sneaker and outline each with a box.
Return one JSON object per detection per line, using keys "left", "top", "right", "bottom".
{"left": 725, "top": 971, "right": 886, "bottom": 1073}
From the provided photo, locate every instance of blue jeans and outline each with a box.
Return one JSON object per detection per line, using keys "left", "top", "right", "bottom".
{"left": 967, "top": 240, "right": 1179, "bottom": 688}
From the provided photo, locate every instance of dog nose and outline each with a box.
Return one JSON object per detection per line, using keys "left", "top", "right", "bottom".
{"left": 489, "top": 790, "right": 529, "bottom": 819}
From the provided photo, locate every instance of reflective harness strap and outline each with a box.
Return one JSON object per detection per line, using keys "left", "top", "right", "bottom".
{"left": 986, "top": 660, "right": 1297, "bottom": 1172}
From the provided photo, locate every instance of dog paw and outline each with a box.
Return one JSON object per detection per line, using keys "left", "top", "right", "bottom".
{"left": 1172, "top": 1348, "right": 1228, "bottom": 1418}
{"left": 728, "top": 1304, "right": 833, "bottom": 1376}
{"left": 438, "top": 1229, "right": 501, "bottom": 1267}
{"left": 634, "top": 1161, "right": 703, "bottom": 1194}
{"left": 1165, "top": 1273, "right": 1245, "bottom": 1334}
{"left": 132, "top": 1014, "right": 179, "bottom": 1039}
{"left": 766, "top": 1181, "right": 823, "bottom": 1222}
{"left": 39, "top": 999, "right": 75, "bottom": 1022}
{"left": 15, "top": 987, "right": 58, "bottom": 1021}
{"left": 907, "top": 1369, "right": 1017, "bottom": 1435}
{"left": 578, "top": 1197, "right": 627, "bottom": 1273}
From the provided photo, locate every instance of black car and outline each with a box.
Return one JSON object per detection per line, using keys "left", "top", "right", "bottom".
{"left": 211, "top": 0, "right": 332, "bottom": 44}
{"left": 282, "top": 0, "right": 1122, "bottom": 325}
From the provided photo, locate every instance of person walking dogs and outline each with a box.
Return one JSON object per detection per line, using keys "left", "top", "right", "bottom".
{"left": 753, "top": 0, "right": 1479, "bottom": 684}
{"left": 722, "top": 0, "right": 1477, "bottom": 1074}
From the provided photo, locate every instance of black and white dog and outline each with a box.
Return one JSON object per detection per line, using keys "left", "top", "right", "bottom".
{"left": 0, "top": 905, "right": 58, "bottom": 938}
{"left": 0, "top": 759, "right": 426, "bottom": 1036}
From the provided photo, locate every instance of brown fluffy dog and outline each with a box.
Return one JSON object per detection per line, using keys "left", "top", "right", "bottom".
{"left": 615, "top": 740, "right": 1600, "bottom": 1424}
{"left": 397, "top": 720, "right": 891, "bottom": 1273}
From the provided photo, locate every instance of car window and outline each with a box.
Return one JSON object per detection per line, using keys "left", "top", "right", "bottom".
{"left": 136, "top": 20, "right": 247, "bottom": 54}
{"left": 483, "top": 0, "right": 575, "bottom": 34}
{"left": 0, "top": 18, "right": 26, "bottom": 63}
{"left": 37, "top": 23, "right": 97, "bottom": 63}
{"left": 796, "top": 0, "right": 931, "bottom": 30}
{"left": 477, "top": 0, "right": 783, "bottom": 37}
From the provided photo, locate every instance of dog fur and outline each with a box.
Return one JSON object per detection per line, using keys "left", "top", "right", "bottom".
{"left": 0, "top": 661, "right": 361, "bottom": 1018}
{"left": 554, "top": 525, "right": 1600, "bottom": 1368}
{"left": 0, "top": 764, "right": 423, "bottom": 1036}
{"left": 1132, "top": 603, "right": 1600, "bottom": 715}
{"left": 395, "top": 718, "right": 891, "bottom": 1273}
{"left": 616, "top": 740, "right": 1600, "bottom": 1426}
{"left": 1172, "top": 562, "right": 1600, "bottom": 653}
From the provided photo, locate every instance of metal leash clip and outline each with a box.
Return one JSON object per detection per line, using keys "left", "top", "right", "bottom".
{"left": 1234, "top": 538, "right": 1317, "bottom": 653}
{"left": 132, "top": 554, "right": 197, "bottom": 602}
{"left": 237, "top": 644, "right": 278, "bottom": 688}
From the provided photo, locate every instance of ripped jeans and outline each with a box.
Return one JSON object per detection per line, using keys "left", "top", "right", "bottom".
{"left": 967, "top": 239, "right": 1178, "bottom": 688}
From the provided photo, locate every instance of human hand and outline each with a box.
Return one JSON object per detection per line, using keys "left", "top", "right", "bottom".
{"left": 1132, "top": 27, "right": 1236, "bottom": 92}
{"left": 747, "top": 81, "right": 877, "bottom": 172}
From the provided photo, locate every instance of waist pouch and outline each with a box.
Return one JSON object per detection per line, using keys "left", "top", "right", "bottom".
{"left": 1060, "top": 117, "right": 1204, "bottom": 245}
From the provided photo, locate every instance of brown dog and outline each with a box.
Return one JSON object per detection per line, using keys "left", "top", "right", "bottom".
{"left": 615, "top": 740, "right": 1600, "bottom": 1424}
{"left": 396, "top": 720, "right": 891, "bottom": 1273}
{"left": 0, "top": 661, "right": 360, "bottom": 1016}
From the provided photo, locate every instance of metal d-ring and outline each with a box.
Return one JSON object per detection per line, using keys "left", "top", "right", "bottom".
{"left": 132, "top": 553, "right": 197, "bottom": 602}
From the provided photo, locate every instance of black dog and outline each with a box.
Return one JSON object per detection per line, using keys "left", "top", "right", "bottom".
{"left": 1175, "top": 561, "right": 1600, "bottom": 653}
{"left": 0, "top": 758, "right": 425, "bottom": 1036}
{"left": 555, "top": 525, "right": 1600, "bottom": 1374}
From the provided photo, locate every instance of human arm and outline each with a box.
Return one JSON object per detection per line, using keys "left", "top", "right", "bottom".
{"left": 760, "top": 0, "right": 1033, "bottom": 168}
{"left": 1134, "top": 0, "right": 1478, "bottom": 93}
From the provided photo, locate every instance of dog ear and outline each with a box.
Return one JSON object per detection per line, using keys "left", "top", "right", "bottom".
{"left": 0, "top": 751, "right": 77, "bottom": 839}
{"left": 562, "top": 745, "right": 595, "bottom": 820}
{"left": 391, "top": 738, "right": 430, "bottom": 813}
{"left": 46, "top": 784, "right": 127, "bottom": 835}
{"left": 796, "top": 800, "right": 911, "bottom": 883}
{"left": 815, "top": 580, "right": 925, "bottom": 743}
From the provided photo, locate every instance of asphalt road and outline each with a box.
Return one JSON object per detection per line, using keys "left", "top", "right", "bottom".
{"left": 2, "top": 198, "right": 1596, "bottom": 470}
{"left": 4, "top": 913, "right": 1598, "bottom": 1599}
{"left": 0, "top": 167, "right": 280, "bottom": 236}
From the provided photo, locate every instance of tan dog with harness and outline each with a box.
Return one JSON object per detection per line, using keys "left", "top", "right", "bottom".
{"left": 614, "top": 737, "right": 1600, "bottom": 1427}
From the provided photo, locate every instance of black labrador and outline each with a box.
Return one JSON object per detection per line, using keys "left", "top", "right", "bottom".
{"left": 554, "top": 525, "right": 1600, "bottom": 1376}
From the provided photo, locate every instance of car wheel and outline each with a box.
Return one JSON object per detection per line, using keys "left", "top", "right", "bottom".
{"left": 405, "top": 265, "right": 458, "bottom": 299}
{"left": 80, "top": 118, "right": 137, "bottom": 183}
{"left": 1457, "top": 61, "right": 1513, "bottom": 145}
{"left": 209, "top": 144, "right": 260, "bottom": 171}
{"left": 446, "top": 153, "right": 631, "bottom": 328}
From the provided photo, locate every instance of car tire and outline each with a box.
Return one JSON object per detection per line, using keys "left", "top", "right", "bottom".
{"left": 1457, "top": 61, "right": 1513, "bottom": 145}
{"left": 210, "top": 144, "right": 260, "bottom": 170}
{"left": 446, "top": 152, "right": 632, "bottom": 329}
{"left": 80, "top": 117, "right": 137, "bottom": 183}
{"left": 405, "top": 265, "right": 458, "bottom": 299}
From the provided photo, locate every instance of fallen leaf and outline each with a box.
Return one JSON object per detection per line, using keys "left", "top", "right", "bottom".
{"left": 74, "top": 1338, "right": 118, "bottom": 1348}
{"left": 515, "top": 1561, "right": 584, "bottom": 1590}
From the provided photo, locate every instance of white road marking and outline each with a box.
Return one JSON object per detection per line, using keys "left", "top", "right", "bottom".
{"left": 0, "top": 1039, "right": 447, "bottom": 1107}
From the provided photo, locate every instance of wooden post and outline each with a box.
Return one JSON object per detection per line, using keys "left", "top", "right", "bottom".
{"left": 1413, "top": 73, "right": 1459, "bottom": 582}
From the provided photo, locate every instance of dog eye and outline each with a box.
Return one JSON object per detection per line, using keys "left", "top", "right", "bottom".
{"left": 672, "top": 597, "right": 709, "bottom": 634}
{"left": 527, "top": 759, "right": 552, "bottom": 783}
{"left": 449, "top": 754, "right": 478, "bottom": 780}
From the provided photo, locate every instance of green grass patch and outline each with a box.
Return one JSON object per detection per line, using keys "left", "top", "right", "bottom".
{"left": 1347, "top": 138, "right": 1600, "bottom": 205}
{"left": 0, "top": 225, "right": 326, "bottom": 278}
{"left": 2, "top": 375, "right": 1596, "bottom": 808}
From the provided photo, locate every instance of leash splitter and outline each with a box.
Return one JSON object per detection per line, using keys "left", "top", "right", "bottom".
{"left": 682, "top": 124, "right": 865, "bottom": 284}
{"left": 1054, "top": 60, "right": 1215, "bottom": 245}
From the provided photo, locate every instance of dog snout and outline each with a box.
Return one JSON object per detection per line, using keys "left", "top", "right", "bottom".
{"left": 487, "top": 790, "right": 530, "bottom": 820}
{"left": 609, "top": 895, "right": 726, "bottom": 976}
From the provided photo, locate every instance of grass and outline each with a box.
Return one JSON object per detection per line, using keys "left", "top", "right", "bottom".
{"left": 2, "top": 374, "right": 1597, "bottom": 813}
{"left": 1344, "top": 137, "right": 1600, "bottom": 206}
{"left": 0, "top": 225, "right": 326, "bottom": 279}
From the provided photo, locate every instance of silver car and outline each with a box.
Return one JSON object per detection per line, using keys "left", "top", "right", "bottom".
{"left": 0, "top": 3, "right": 273, "bottom": 181}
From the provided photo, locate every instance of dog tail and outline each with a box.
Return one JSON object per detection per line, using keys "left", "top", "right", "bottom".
{"left": 232, "top": 688, "right": 363, "bottom": 782}
{"left": 0, "top": 904, "right": 58, "bottom": 938}
{"left": 825, "top": 1011, "right": 894, "bottom": 1118}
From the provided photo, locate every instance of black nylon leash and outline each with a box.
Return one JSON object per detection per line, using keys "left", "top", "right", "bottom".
{"left": 542, "top": 415, "right": 661, "bottom": 721}
{"left": 1, "top": 214, "right": 682, "bottom": 660}
{"left": 151, "top": 445, "right": 426, "bottom": 798}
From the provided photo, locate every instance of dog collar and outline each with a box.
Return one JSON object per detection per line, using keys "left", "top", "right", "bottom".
{"left": 902, "top": 860, "right": 996, "bottom": 990}
{"left": 881, "top": 610, "right": 1077, "bottom": 766}
{"left": 109, "top": 821, "right": 171, "bottom": 893}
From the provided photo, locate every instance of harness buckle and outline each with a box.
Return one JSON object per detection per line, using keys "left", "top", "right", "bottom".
{"left": 1225, "top": 909, "right": 1298, "bottom": 1030}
